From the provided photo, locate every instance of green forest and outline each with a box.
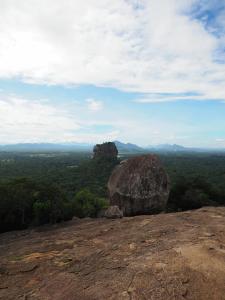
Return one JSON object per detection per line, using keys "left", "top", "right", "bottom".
{"left": 1, "top": 151, "right": 225, "bottom": 233}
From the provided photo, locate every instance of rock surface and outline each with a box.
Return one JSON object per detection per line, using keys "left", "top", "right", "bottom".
{"left": 108, "top": 154, "right": 170, "bottom": 216}
{"left": 1, "top": 207, "right": 225, "bottom": 300}
{"left": 93, "top": 142, "right": 118, "bottom": 160}
{"left": 104, "top": 205, "right": 123, "bottom": 219}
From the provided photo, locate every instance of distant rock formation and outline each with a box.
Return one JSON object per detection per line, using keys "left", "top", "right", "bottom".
{"left": 104, "top": 205, "right": 123, "bottom": 219}
{"left": 93, "top": 142, "right": 118, "bottom": 160}
{"left": 108, "top": 154, "right": 170, "bottom": 216}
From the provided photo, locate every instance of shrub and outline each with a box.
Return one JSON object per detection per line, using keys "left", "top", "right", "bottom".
{"left": 72, "top": 188, "right": 108, "bottom": 218}
{"left": 33, "top": 201, "right": 50, "bottom": 225}
{"left": 168, "top": 176, "right": 217, "bottom": 211}
{"left": 180, "top": 188, "right": 209, "bottom": 210}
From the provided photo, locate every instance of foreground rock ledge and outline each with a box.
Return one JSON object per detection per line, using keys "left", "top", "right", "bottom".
{"left": 1, "top": 207, "right": 225, "bottom": 300}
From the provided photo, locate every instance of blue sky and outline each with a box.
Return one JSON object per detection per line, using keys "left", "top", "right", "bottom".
{"left": 0, "top": 0, "right": 225, "bottom": 147}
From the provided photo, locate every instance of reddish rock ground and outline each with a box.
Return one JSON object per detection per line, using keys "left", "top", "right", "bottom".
{"left": 1, "top": 207, "right": 225, "bottom": 300}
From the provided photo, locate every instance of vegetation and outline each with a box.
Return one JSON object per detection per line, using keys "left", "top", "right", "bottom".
{"left": 167, "top": 176, "right": 220, "bottom": 211}
{"left": 0, "top": 153, "right": 114, "bottom": 232}
{"left": 0, "top": 178, "right": 71, "bottom": 232}
{"left": 72, "top": 189, "right": 108, "bottom": 218}
{"left": 0, "top": 151, "right": 225, "bottom": 233}
{"left": 161, "top": 153, "right": 225, "bottom": 211}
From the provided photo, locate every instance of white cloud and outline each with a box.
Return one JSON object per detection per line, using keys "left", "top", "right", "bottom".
{"left": 215, "top": 138, "right": 225, "bottom": 147}
{"left": 0, "top": 0, "right": 225, "bottom": 100}
{"left": 0, "top": 93, "right": 218, "bottom": 146}
{"left": 86, "top": 98, "right": 103, "bottom": 112}
{"left": 0, "top": 95, "right": 119, "bottom": 144}
{"left": 62, "top": 130, "right": 120, "bottom": 145}
{"left": 135, "top": 93, "right": 225, "bottom": 103}
{"left": 0, "top": 96, "right": 81, "bottom": 143}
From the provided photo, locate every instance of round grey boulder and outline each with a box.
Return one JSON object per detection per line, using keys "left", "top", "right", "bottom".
{"left": 108, "top": 155, "right": 170, "bottom": 216}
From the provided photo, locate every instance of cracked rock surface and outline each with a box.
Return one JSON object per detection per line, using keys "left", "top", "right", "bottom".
{"left": 1, "top": 207, "right": 225, "bottom": 300}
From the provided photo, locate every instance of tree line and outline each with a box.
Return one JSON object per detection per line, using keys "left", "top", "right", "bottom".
{"left": 1, "top": 152, "right": 225, "bottom": 233}
{"left": 0, "top": 178, "right": 108, "bottom": 233}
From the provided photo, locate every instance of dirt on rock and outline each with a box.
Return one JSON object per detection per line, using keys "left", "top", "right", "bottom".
{"left": 1, "top": 207, "right": 225, "bottom": 300}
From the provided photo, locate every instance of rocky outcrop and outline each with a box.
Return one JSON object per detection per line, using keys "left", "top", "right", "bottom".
{"left": 1, "top": 208, "right": 225, "bottom": 300}
{"left": 104, "top": 206, "right": 123, "bottom": 219}
{"left": 93, "top": 142, "right": 118, "bottom": 160}
{"left": 108, "top": 154, "right": 170, "bottom": 216}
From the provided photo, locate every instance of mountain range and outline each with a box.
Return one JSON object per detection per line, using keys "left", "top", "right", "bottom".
{"left": 0, "top": 141, "right": 224, "bottom": 153}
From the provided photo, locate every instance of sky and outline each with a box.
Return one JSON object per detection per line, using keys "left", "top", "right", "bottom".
{"left": 0, "top": 0, "right": 225, "bottom": 147}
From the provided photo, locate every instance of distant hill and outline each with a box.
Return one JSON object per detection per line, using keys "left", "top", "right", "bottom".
{"left": 0, "top": 143, "right": 93, "bottom": 152}
{"left": 147, "top": 144, "right": 187, "bottom": 152}
{"left": 0, "top": 141, "right": 145, "bottom": 153}
{"left": 114, "top": 141, "right": 144, "bottom": 153}
{"left": 146, "top": 144, "right": 225, "bottom": 153}
{"left": 0, "top": 142, "right": 223, "bottom": 153}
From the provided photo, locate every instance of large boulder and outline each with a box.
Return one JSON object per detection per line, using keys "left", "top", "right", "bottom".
{"left": 104, "top": 205, "right": 123, "bottom": 219}
{"left": 108, "top": 155, "right": 170, "bottom": 216}
{"left": 93, "top": 142, "right": 118, "bottom": 160}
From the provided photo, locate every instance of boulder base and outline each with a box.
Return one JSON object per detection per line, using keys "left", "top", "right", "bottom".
{"left": 104, "top": 205, "right": 123, "bottom": 219}
{"left": 108, "top": 155, "right": 170, "bottom": 216}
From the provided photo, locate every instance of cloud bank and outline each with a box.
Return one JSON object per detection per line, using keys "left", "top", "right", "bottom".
{"left": 0, "top": 96, "right": 80, "bottom": 143}
{"left": 0, "top": 95, "right": 119, "bottom": 144}
{"left": 0, "top": 0, "right": 225, "bottom": 100}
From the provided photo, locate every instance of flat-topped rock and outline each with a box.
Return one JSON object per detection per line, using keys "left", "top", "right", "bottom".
{"left": 93, "top": 142, "right": 118, "bottom": 160}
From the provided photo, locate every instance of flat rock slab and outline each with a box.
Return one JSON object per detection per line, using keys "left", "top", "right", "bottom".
{"left": 1, "top": 207, "right": 225, "bottom": 299}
